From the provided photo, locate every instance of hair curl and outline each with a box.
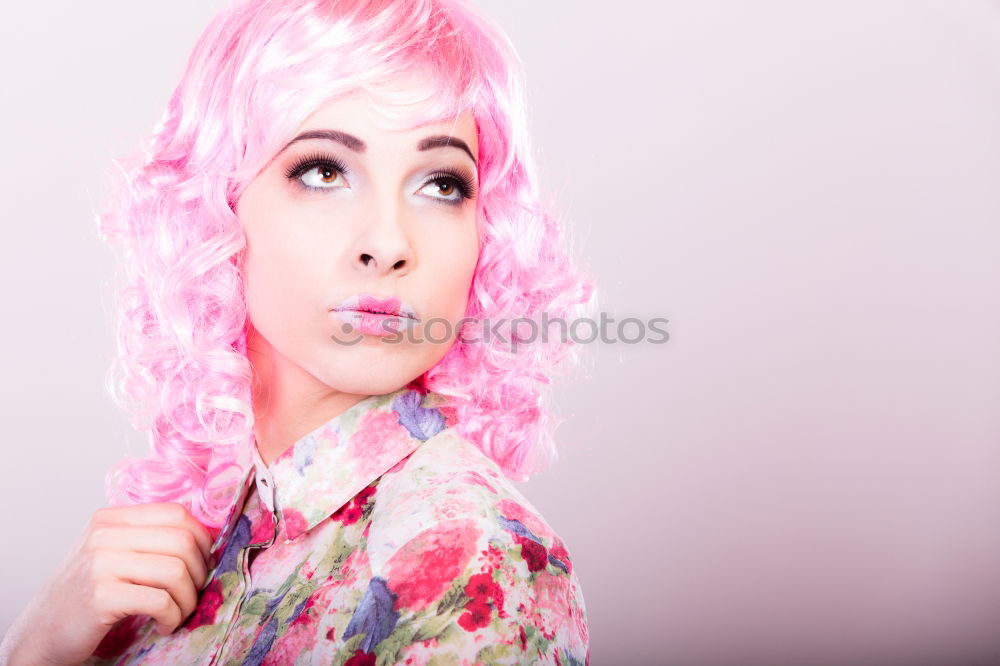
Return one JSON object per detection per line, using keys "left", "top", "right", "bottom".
{"left": 97, "top": 0, "right": 597, "bottom": 530}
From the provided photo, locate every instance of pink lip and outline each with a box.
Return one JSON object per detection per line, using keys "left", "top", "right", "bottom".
{"left": 331, "top": 293, "right": 419, "bottom": 337}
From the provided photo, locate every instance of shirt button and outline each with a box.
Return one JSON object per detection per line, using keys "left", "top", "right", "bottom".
{"left": 257, "top": 471, "right": 275, "bottom": 513}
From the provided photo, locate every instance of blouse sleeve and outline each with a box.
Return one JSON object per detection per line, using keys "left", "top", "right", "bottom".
{"left": 347, "top": 520, "right": 591, "bottom": 666}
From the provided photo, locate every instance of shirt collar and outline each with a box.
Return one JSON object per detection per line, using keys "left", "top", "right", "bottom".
{"left": 210, "top": 386, "right": 452, "bottom": 552}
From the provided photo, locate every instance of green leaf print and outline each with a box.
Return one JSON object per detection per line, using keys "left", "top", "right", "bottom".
{"left": 434, "top": 578, "right": 470, "bottom": 616}
{"left": 373, "top": 617, "right": 421, "bottom": 666}
{"left": 329, "top": 633, "right": 367, "bottom": 666}
{"left": 412, "top": 609, "right": 459, "bottom": 643}
{"left": 475, "top": 642, "right": 519, "bottom": 663}
{"left": 242, "top": 592, "right": 268, "bottom": 617}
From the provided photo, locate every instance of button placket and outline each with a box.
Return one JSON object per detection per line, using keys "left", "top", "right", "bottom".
{"left": 210, "top": 455, "right": 276, "bottom": 665}
{"left": 252, "top": 445, "right": 276, "bottom": 513}
{"left": 203, "top": 469, "right": 254, "bottom": 586}
{"left": 256, "top": 467, "right": 275, "bottom": 513}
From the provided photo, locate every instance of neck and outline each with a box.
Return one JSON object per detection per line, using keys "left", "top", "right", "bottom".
{"left": 247, "top": 327, "right": 367, "bottom": 468}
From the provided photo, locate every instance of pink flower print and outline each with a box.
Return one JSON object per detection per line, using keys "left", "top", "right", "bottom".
{"left": 458, "top": 598, "right": 492, "bottom": 631}
{"left": 260, "top": 605, "right": 319, "bottom": 665}
{"left": 384, "top": 519, "right": 481, "bottom": 612}
{"left": 548, "top": 535, "right": 573, "bottom": 574}
{"left": 439, "top": 404, "right": 459, "bottom": 429}
{"left": 315, "top": 426, "right": 340, "bottom": 450}
{"left": 570, "top": 593, "right": 590, "bottom": 650}
{"left": 385, "top": 453, "right": 412, "bottom": 475}
{"left": 497, "top": 499, "right": 552, "bottom": 543}
{"left": 357, "top": 483, "right": 378, "bottom": 504}
{"left": 302, "top": 584, "right": 340, "bottom": 627}
{"left": 249, "top": 510, "right": 275, "bottom": 544}
{"left": 185, "top": 578, "right": 224, "bottom": 630}
{"left": 332, "top": 483, "right": 377, "bottom": 526}
{"left": 513, "top": 533, "right": 548, "bottom": 573}
{"left": 332, "top": 547, "right": 368, "bottom": 589}
{"left": 464, "top": 571, "right": 503, "bottom": 607}
{"left": 344, "top": 650, "right": 376, "bottom": 666}
{"left": 463, "top": 470, "right": 498, "bottom": 494}
{"left": 260, "top": 586, "right": 327, "bottom": 666}
{"left": 481, "top": 543, "right": 504, "bottom": 572}
{"left": 331, "top": 499, "right": 362, "bottom": 526}
{"left": 532, "top": 571, "right": 571, "bottom": 616}
{"left": 459, "top": 556, "right": 507, "bottom": 632}
{"left": 92, "top": 614, "right": 146, "bottom": 659}
{"left": 435, "top": 496, "right": 477, "bottom": 522}
{"left": 465, "top": 569, "right": 507, "bottom": 620}
{"left": 348, "top": 410, "right": 411, "bottom": 461}
{"left": 526, "top": 572, "right": 575, "bottom": 642}
{"left": 279, "top": 507, "right": 308, "bottom": 541}
{"left": 301, "top": 560, "right": 316, "bottom": 581}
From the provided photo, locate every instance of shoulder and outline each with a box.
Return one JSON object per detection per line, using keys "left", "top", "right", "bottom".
{"left": 360, "top": 428, "right": 590, "bottom": 664}
{"left": 370, "top": 427, "right": 567, "bottom": 570}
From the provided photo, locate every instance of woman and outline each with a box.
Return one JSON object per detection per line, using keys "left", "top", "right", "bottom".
{"left": 0, "top": 0, "right": 595, "bottom": 663}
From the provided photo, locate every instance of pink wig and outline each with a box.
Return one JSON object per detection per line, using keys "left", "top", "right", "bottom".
{"left": 97, "top": 0, "right": 597, "bottom": 529}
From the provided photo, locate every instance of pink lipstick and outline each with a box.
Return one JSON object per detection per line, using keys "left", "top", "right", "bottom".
{"left": 331, "top": 293, "right": 419, "bottom": 337}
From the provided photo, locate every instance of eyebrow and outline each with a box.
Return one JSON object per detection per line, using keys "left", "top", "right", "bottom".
{"left": 278, "top": 130, "right": 478, "bottom": 166}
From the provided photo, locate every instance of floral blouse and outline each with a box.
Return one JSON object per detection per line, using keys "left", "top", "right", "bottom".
{"left": 83, "top": 387, "right": 590, "bottom": 665}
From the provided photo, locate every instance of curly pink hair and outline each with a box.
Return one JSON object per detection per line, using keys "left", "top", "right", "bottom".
{"left": 97, "top": 0, "right": 597, "bottom": 529}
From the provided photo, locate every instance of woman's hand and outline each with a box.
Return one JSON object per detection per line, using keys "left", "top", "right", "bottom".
{"left": 0, "top": 502, "right": 213, "bottom": 666}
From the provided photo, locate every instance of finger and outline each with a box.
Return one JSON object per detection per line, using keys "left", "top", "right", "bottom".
{"left": 94, "top": 503, "right": 213, "bottom": 561}
{"left": 98, "top": 580, "right": 182, "bottom": 636}
{"left": 89, "top": 524, "right": 209, "bottom": 589}
{"left": 98, "top": 550, "right": 200, "bottom": 623}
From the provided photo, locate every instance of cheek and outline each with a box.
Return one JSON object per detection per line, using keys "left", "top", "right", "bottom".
{"left": 241, "top": 217, "right": 325, "bottom": 328}
{"left": 426, "top": 223, "right": 479, "bottom": 317}
{"left": 244, "top": 237, "right": 304, "bottom": 316}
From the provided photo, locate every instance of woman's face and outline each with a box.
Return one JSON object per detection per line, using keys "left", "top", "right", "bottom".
{"left": 235, "top": 90, "right": 480, "bottom": 398}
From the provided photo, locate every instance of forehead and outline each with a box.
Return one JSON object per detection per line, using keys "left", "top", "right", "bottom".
{"left": 296, "top": 89, "right": 478, "bottom": 157}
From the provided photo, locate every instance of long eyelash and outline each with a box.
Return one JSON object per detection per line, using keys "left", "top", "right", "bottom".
{"left": 284, "top": 152, "right": 350, "bottom": 182}
{"left": 283, "top": 152, "right": 477, "bottom": 202}
{"left": 427, "top": 169, "right": 478, "bottom": 201}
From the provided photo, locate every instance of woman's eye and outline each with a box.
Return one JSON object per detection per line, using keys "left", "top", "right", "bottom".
{"left": 418, "top": 177, "right": 465, "bottom": 203}
{"left": 299, "top": 164, "right": 346, "bottom": 190}
{"left": 285, "top": 157, "right": 474, "bottom": 203}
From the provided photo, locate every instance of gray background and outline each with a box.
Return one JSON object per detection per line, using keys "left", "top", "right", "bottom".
{"left": 3, "top": 2, "right": 1000, "bottom": 665}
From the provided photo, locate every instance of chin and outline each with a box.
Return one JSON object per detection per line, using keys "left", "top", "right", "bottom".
{"left": 310, "top": 353, "right": 433, "bottom": 397}
{"left": 335, "top": 377, "right": 411, "bottom": 397}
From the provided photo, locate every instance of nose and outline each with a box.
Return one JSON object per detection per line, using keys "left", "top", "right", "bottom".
{"left": 353, "top": 200, "right": 414, "bottom": 276}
